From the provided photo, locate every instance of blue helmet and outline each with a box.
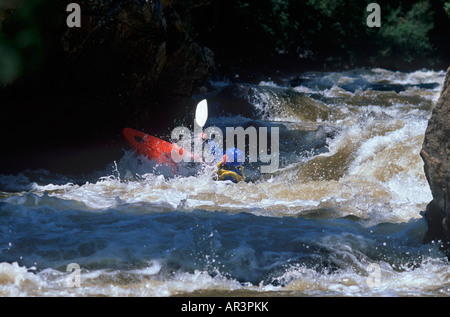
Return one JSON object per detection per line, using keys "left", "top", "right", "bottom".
{"left": 225, "top": 147, "right": 245, "bottom": 166}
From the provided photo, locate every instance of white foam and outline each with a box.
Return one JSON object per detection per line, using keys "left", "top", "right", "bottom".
{"left": 1, "top": 68, "right": 447, "bottom": 297}
{"left": 365, "top": 69, "right": 445, "bottom": 86}
{"left": 0, "top": 262, "right": 41, "bottom": 296}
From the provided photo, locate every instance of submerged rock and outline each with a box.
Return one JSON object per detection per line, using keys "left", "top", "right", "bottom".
{"left": 421, "top": 66, "right": 450, "bottom": 251}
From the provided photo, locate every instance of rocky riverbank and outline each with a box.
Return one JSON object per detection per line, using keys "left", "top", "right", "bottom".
{"left": 421, "top": 66, "right": 450, "bottom": 253}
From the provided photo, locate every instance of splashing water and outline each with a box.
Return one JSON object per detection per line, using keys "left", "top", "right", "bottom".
{"left": 1, "top": 68, "right": 449, "bottom": 297}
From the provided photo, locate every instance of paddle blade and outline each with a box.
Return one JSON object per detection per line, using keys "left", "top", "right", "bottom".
{"left": 195, "top": 99, "right": 208, "bottom": 127}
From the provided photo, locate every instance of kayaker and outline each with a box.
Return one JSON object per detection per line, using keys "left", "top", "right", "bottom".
{"left": 200, "top": 133, "right": 245, "bottom": 183}
{"left": 215, "top": 147, "right": 245, "bottom": 183}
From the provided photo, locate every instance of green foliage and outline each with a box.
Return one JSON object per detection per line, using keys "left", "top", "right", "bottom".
{"left": 232, "top": 0, "right": 299, "bottom": 53}
{"left": 303, "top": 0, "right": 437, "bottom": 63}
{"left": 1, "top": 0, "right": 448, "bottom": 87}
{"left": 261, "top": 0, "right": 299, "bottom": 52}
{"left": 378, "top": 1, "right": 434, "bottom": 62}
{"left": 306, "top": 0, "right": 345, "bottom": 17}
{"left": 445, "top": 1, "right": 450, "bottom": 16}
{"left": 0, "top": 0, "right": 59, "bottom": 86}
{"left": 191, "top": 0, "right": 447, "bottom": 67}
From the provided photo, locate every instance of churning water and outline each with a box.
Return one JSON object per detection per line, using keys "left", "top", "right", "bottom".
{"left": 1, "top": 68, "right": 449, "bottom": 297}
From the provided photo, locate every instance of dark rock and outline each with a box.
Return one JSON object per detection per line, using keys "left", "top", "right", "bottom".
{"left": 61, "top": 0, "right": 215, "bottom": 97}
{"left": 157, "top": 41, "right": 215, "bottom": 96}
{"left": 0, "top": 0, "right": 216, "bottom": 175}
{"left": 214, "top": 84, "right": 261, "bottom": 118}
{"left": 421, "top": 66, "right": 450, "bottom": 252}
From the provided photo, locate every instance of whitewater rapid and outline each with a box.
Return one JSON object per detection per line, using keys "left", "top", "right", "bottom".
{"left": 1, "top": 68, "right": 449, "bottom": 297}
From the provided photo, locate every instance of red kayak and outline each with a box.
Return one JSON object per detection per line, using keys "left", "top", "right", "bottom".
{"left": 122, "top": 128, "right": 184, "bottom": 166}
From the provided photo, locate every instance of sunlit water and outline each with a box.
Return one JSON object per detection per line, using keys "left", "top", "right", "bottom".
{"left": 1, "top": 68, "right": 449, "bottom": 297}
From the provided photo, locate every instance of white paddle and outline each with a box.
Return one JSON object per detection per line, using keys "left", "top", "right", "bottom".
{"left": 193, "top": 99, "right": 208, "bottom": 162}
{"left": 195, "top": 99, "right": 208, "bottom": 128}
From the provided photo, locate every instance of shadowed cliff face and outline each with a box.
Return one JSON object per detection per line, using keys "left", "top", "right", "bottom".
{"left": 421, "top": 67, "right": 450, "bottom": 252}
{"left": 60, "top": 0, "right": 215, "bottom": 97}
{"left": 0, "top": 0, "right": 216, "bottom": 174}
{"left": 1, "top": 0, "right": 217, "bottom": 96}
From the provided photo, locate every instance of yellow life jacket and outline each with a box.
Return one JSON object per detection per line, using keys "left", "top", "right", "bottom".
{"left": 216, "top": 162, "right": 244, "bottom": 183}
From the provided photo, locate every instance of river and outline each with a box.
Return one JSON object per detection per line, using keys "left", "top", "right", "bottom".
{"left": 1, "top": 68, "right": 449, "bottom": 297}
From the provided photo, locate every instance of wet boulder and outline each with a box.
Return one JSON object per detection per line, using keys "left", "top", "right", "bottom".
{"left": 214, "top": 84, "right": 261, "bottom": 118}
{"left": 212, "top": 83, "right": 330, "bottom": 122}
{"left": 421, "top": 66, "right": 450, "bottom": 251}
